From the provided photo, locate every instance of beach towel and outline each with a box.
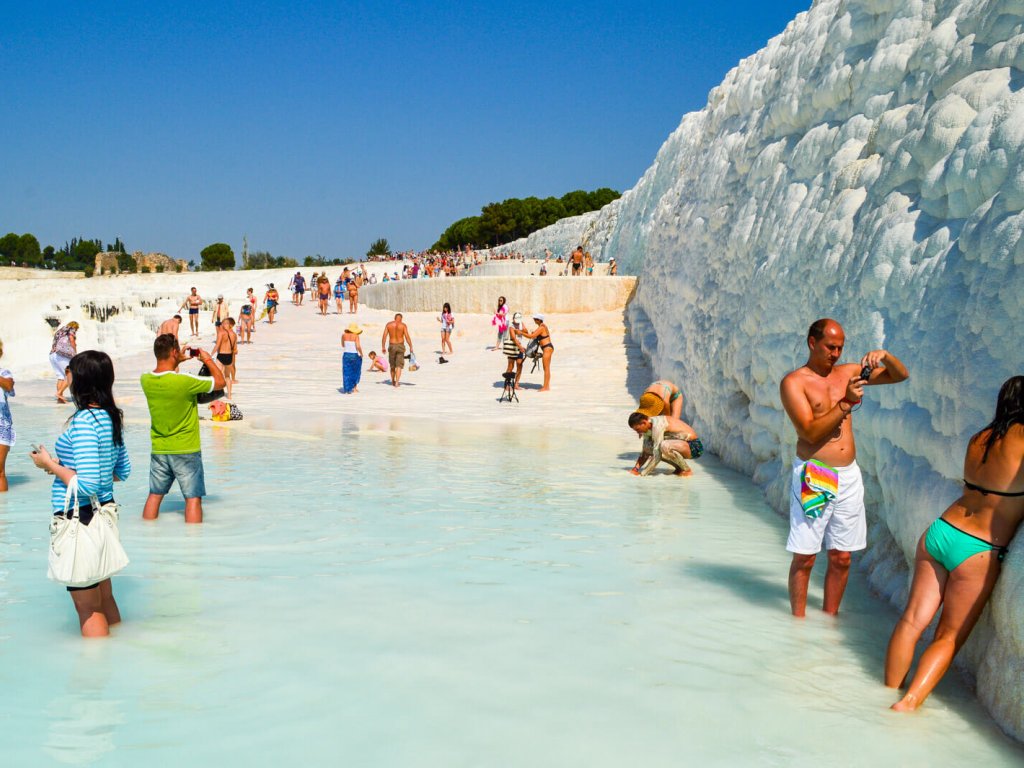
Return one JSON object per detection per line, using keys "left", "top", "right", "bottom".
{"left": 800, "top": 460, "right": 839, "bottom": 518}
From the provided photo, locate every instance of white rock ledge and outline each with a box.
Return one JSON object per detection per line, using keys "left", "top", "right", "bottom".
{"left": 508, "top": 0, "right": 1024, "bottom": 740}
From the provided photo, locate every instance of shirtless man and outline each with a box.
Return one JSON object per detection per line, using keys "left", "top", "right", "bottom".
{"left": 570, "top": 246, "right": 584, "bottom": 277}
{"left": 212, "top": 318, "right": 238, "bottom": 399}
{"left": 780, "top": 318, "right": 909, "bottom": 617}
{"left": 381, "top": 313, "right": 414, "bottom": 388}
{"left": 157, "top": 315, "right": 183, "bottom": 339}
{"left": 179, "top": 287, "right": 204, "bottom": 337}
{"left": 628, "top": 412, "right": 703, "bottom": 477}
{"left": 317, "top": 276, "right": 331, "bottom": 316}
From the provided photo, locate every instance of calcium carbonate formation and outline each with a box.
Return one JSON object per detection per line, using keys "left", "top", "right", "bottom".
{"left": 508, "top": 0, "right": 1024, "bottom": 739}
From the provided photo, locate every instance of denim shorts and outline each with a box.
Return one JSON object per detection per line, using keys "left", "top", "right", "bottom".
{"left": 149, "top": 452, "right": 206, "bottom": 498}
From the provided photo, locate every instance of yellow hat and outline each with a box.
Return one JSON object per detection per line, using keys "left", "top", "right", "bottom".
{"left": 636, "top": 392, "right": 665, "bottom": 417}
{"left": 345, "top": 323, "right": 363, "bottom": 334}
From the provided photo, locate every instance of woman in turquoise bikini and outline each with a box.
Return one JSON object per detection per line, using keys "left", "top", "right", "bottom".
{"left": 643, "top": 380, "right": 683, "bottom": 419}
{"left": 885, "top": 375, "right": 1024, "bottom": 711}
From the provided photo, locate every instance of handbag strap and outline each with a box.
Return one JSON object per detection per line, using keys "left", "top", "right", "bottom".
{"left": 60, "top": 475, "right": 102, "bottom": 518}
{"left": 62, "top": 475, "right": 80, "bottom": 519}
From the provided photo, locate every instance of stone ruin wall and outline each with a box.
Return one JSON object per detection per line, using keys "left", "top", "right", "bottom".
{"left": 95, "top": 251, "right": 189, "bottom": 275}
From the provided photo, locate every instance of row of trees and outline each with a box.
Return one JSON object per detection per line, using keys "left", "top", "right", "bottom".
{"left": 433, "top": 188, "right": 620, "bottom": 250}
{"left": 205, "top": 238, "right": 393, "bottom": 271}
{"left": 3, "top": 231, "right": 389, "bottom": 274}
{"left": 0, "top": 232, "right": 132, "bottom": 274}
{"left": 243, "top": 250, "right": 298, "bottom": 270}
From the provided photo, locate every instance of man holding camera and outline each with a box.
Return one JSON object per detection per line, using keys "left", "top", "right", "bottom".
{"left": 779, "top": 318, "right": 909, "bottom": 617}
{"left": 140, "top": 333, "right": 225, "bottom": 524}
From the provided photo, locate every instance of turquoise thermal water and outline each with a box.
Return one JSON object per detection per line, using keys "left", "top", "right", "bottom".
{"left": 0, "top": 406, "right": 1020, "bottom": 766}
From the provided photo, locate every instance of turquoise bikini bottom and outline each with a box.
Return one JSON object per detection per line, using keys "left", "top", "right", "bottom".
{"left": 924, "top": 518, "right": 1007, "bottom": 572}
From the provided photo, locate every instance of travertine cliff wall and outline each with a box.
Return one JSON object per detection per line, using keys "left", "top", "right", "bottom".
{"left": 507, "top": 0, "right": 1024, "bottom": 739}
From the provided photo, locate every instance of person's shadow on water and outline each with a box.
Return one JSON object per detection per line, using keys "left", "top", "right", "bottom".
{"left": 1, "top": 473, "right": 31, "bottom": 488}
{"left": 684, "top": 562, "right": 791, "bottom": 609}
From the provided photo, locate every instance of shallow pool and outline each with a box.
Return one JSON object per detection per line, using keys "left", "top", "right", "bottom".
{"left": 0, "top": 405, "right": 1020, "bottom": 765}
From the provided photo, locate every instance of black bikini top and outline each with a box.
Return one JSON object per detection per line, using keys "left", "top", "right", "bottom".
{"left": 963, "top": 479, "right": 1024, "bottom": 497}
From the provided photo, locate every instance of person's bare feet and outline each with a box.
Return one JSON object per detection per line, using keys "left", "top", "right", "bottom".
{"left": 673, "top": 468, "right": 694, "bottom": 477}
{"left": 539, "top": 387, "right": 550, "bottom": 392}
{"left": 891, "top": 694, "right": 919, "bottom": 712}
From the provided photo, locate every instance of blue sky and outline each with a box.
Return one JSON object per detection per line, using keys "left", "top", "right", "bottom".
{"left": 2, "top": 0, "right": 810, "bottom": 261}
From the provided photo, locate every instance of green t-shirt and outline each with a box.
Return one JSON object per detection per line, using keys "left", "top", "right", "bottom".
{"left": 140, "top": 371, "right": 214, "bottom": 454}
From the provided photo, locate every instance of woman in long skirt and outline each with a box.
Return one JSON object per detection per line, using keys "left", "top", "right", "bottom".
{"left": 341, "top": 323, "right": 364, "bottom": 394}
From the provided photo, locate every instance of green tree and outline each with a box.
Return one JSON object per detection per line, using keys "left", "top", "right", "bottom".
{"left": 18, "top": 233, "right": 42, "bottom": 265}
{"left": 0, "top": 233, "right": 21, "bottom": 263}
{"left": 589, "top": 188, "right": 620, "bottom": 209}
{"left": 200, "top": 242, "right": 235, "bottom": 271}
{"left": 117, "top": 251, "right": 137, "bottom": 272}
{"left": 432, "top": 187, "right": 620, "bottom": 249}
{"left": 367, "top": 238, "right": 391, "bottom": 258}
{"left": 560, "top": 190, "right": 592, "bottom": 216}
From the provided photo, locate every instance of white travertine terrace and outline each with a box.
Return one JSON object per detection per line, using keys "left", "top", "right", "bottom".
{"left": 505, "top": 0, "right": 1024, "bottom": 738}
{"left": 360, "top": 274, "right": 633, "bottom": 313}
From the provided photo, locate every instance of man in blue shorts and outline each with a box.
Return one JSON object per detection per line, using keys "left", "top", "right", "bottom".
{"left": 141, "top": 333, "right": 225, "bottom": 524}
{"left": 179, "top": 287, "right": 204, "bottom": 337}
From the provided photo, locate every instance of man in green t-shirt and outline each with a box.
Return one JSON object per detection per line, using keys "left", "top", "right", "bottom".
{"left": 141, "top": 334, "right": 225, "bottom": 524}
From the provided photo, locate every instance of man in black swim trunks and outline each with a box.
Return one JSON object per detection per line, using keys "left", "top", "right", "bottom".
{"left": 179, "top": 287, "right": 203, "bottom": 337}
{"left": 212, "top": 318, "right": 237, "bottom": 398}
{"left": 570, "top": 246, "right": 584, "bottom": 276}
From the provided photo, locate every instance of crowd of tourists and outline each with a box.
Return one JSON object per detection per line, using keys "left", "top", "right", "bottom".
{"left": 1, "top": 272, "right": 1020, "bottom": 721}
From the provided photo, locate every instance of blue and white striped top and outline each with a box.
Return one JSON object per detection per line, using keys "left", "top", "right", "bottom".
{"left": 0, "top": 367, "right": 14, "bottom": 447}
{"left": 50, "top": 409, "right": 131, "bottom": 513}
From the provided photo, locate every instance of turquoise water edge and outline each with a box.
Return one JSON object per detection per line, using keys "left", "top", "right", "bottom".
{"left": 0, "top": 405, "right": 1020, "bottom": 766}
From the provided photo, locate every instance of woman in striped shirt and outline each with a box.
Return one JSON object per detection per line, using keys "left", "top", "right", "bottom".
{"left": 30, "top": 351, "right": 131, "bottom": 637}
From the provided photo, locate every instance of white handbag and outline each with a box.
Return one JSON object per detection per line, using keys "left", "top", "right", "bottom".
{"left": 47, "top": 476, "right": 129, "bottom": 587}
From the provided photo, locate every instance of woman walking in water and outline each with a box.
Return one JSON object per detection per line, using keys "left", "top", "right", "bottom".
{"left": 0, "top": 339, "right": 14, "bottom": 492}
{"left": 885, "top": 376, "right": 1024, "bottom": 710}
{"left": 30, "top": 351, "right": 131, "bottom": 637}
{"left": 491, "top": 296, "right": 508, "bottom": 351}
{"left": 50, "top": 321, "right": 78, "bottom": 403}
{"left": 439, "top": 302, "right": 454, "bottom": 356}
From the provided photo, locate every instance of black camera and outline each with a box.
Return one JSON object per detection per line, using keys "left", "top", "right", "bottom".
{"left": 860, "top": 364, "right": 873, "bottom": 381}
{"left": 189, "top": 348, "right": 201, "bottom": 358}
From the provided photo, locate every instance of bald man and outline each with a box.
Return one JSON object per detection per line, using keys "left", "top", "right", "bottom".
{"left": 780, "top": 318, "right": 908, "bottom": 618}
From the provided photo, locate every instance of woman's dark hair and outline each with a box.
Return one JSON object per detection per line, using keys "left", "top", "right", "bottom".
{"left": 443, "top": 302, "right": 451, "bottom": 314}
{"left": 496, "top": 296, "right": 506, "bottom": 311}
{"left": 67, "top": 351, "right": 124, "bottom": 445}
{"left": 975, "top": 376, "right": 1024, "bottom": 462}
